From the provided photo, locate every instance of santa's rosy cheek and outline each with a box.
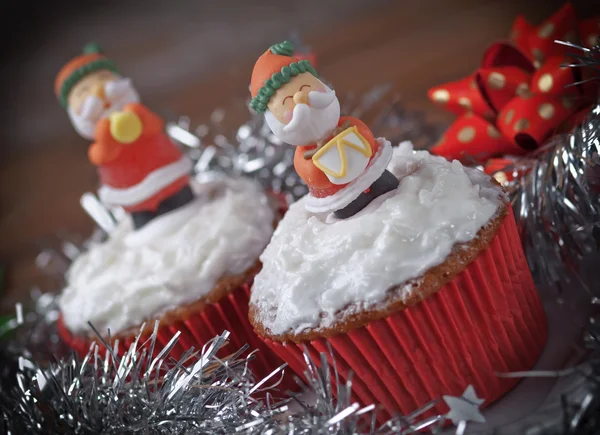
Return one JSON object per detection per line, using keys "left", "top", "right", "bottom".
{"left": 314, "top": 85, "right": 326, "bottom": 93}
{"left": 283, "top": 109, "right": 293, "bottom": 124}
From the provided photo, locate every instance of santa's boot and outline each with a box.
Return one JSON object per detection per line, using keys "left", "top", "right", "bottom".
{"left": 334, "top": 169, "right": 399, "bottom": 219}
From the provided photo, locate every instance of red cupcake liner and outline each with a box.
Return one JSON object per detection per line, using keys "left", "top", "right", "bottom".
{"left": 58, "top": 281, "right": 292, "bottom": 386}
{"left": 260, "top": 206, "right": 548, "bottom": 419}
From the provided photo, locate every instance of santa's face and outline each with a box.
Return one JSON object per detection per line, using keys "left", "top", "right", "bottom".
{"left": 265, "top": 73, "right": 340, "bottom": 146}
{"left": 67, "top": 70, "right": 140, "bottom": 140}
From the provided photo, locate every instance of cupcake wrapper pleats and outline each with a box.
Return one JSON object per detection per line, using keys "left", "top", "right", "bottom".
{"left": 260, "top": 206, "right": 548, "bottom": 419}
{"left": 58, "top": 282, "right": 289, "bottom": 384}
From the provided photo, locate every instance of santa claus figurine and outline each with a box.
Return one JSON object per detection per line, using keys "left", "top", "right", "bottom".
{"left": 55, "top": 43, "right": 193, "bottom": 229}
{"left": 250, "top": 41, "right": 398, "bottom": 218}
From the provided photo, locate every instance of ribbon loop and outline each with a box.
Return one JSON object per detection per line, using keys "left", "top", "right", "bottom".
{"left": 428, "top": 3, "right": 598, "bottom": 163}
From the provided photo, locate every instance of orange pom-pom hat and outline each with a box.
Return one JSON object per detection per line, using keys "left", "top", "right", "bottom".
{"left": 249, "top": 41, "right": 317, "bottom": 113}
{"left": 54, "top": 43, "right": 119, "bottom": 109}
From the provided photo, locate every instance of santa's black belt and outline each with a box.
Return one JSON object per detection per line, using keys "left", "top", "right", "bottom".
{"left": 131, "top": 185, "right": 194, "bottom": 229}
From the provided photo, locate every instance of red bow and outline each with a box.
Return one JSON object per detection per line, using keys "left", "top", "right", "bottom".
{"left": 428, "top": 4, "right": 598, "bottom": 166}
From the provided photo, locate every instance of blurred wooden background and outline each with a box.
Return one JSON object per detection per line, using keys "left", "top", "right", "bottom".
{"left": 1, "top": 0, "right": 598, "bottom": 309}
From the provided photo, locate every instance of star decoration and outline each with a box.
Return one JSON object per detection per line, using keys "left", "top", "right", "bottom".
{"left": 443, "top": 385, "right": 486, "bottom": 425}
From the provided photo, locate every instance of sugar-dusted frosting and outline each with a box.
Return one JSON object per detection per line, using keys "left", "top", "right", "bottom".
{"left": 59, "top": 176, "right": 275, "bottom": 334}
{"left": 250, "top": 142, "right": 504, "bottom": 336}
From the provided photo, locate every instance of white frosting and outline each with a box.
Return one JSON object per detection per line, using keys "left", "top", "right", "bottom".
{"left": 250, "top": 142, "right": 504, "bottom": 336}
{"left": 59, "top": 176, "right": 275, "bottom": 334}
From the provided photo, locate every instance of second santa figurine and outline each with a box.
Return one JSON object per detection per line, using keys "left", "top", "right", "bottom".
{"left": 55, "top": 44, "right": 193, "bottom": 230}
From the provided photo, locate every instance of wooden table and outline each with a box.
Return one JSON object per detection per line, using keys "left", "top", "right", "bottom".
{"left": 1, "top": 0, "right": 597, "bottom": 309}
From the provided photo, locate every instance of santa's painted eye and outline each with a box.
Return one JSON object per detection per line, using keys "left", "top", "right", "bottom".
{"left": 282, "top": 96, "right": 293, "bottom": 105}
{"left": 299, "top": 84, "right": 311, "bottom": 91}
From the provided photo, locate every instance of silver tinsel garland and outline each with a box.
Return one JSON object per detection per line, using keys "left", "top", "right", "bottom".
{"left": 0, "top": 289, "right": 480, "bottom": 434}
{"left": 507, "top": 103, "right": 600, "bottom": 295}
{"left": 2, "top": 288, "right": 600, "bottom": 434}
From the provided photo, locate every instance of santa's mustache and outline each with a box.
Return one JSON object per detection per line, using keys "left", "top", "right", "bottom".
{"left": 283, "top": 89, "right": 337, "bottom": 134}
{"left": 79, "top": 78, "right": 137, "bottom": 122}
{"left": 105, "top": 78, "right": 134, "bottom": 100}
{"left": 308, "top": 88, "right": 336, "bottom": 109}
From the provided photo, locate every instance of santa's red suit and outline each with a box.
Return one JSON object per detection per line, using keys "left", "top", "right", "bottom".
{"left": 293, "top": 116, "right": 393, "bottom": 214}
{"left": 89, "top": 103, "right": 192, "bottom": 213}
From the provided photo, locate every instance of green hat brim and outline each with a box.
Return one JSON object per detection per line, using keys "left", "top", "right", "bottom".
{"left": 250, "top": 59, "right": 317, "bottom": 114}
{"left": 59, "top": 58, "right": 119, "bottom": 109}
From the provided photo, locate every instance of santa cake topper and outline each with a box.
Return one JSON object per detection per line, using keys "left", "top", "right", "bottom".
{"left": 55, "top": 43, "right": 193, "bottom": 229}
{"left": 250, "top": 41, "right": 398, "bottom": 218}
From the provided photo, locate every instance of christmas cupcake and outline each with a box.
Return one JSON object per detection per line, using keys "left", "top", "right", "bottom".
{"left": 58, "top": 175, "right": 281, "bottom": 376}
{"left": 247, "top": 41, "right": 547, "bottom": 417}
{"left": 53, "top": 45, "right": 284, "bottom": 378}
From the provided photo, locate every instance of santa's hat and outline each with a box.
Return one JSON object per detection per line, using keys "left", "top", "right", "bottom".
{"left": 54, "top": 43, "right": 119, "bottom": 109}
{"left": 250, "top": 41, "right": 317, "bottom": 113}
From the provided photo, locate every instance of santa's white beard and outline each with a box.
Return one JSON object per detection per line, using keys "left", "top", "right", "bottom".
{"left": 68, "top": 78, "right": 140, "bottom": 140}
{"left": 265, "top": 89, "right": 340, "bottom": 147}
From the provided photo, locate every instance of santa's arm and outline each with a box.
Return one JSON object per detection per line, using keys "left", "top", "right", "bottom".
{"left": 88, "top": 104, "right": 167, "bottom": 166}
{"left": 88, "top": 118, "right": 124, "bottom": 166}
{"left": 294, "top": 147, "right": 332, "bottom": 189}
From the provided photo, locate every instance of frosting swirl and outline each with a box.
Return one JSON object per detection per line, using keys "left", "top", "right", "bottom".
{"left": 59, "top": 176, "right": 275, "bottom": 334}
